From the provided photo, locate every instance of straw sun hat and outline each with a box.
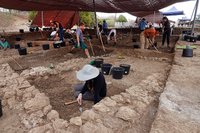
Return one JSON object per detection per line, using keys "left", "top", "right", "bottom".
{"left": 76, "top": 65, "right": 99, "bottom": 81}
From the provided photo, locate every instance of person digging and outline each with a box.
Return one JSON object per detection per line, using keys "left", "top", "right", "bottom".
{"left": 50, "top": 20, "right": 64, "bottom": 41}
{"left": 69, "top": 22, "right": 90, "bottom": 58}
{"left": 143, "top": 28, "right": 162, "bottom": 50}
{"left": 105, "top": 29, "right": 117, "bottom": 47}
{"left": 75, "top": 65, "right": 107, "bottom": 105}
{"left": 0, "top": 38, "right": 11, "bottom": 51}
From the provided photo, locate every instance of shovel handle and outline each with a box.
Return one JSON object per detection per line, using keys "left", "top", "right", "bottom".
{"left": 64, "top": 100, "right": 77, "bottom": 105}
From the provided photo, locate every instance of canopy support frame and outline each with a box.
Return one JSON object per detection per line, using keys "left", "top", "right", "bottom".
{"left": 191, "top": 0, "right": 199, "bottom": 37}
{"left": 93, "top": 0, "right": 98, "bottom": 38}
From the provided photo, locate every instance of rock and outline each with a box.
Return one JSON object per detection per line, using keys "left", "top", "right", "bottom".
{"left": 70, "top": 117, "right": 82, "bottom": 126}
{"left": 55, "top": 129, "right": 72, "bottom": 133}
{"left": 101, "top": 97, "right": 116, "bottom": 107}
{"left": 1, "top": 99, "right": 7, "bottom": 106}
{"left": 93, "top": 103, "right": 110, "bottom": 113}
{"left": 24, "top": 86, "right": 35, "bottom": 94}
{"left": 111, "top": 95, "right": 124, "bottom": 103}
{"left": 22, "top": 92, "right": 32, "bottom": 101}
{"left": 32, "top": 89, "right": 40, "bottom": 96}
{"left": 29, "top": 110, "right": 44, "bottom": 127}
{"left": 16, "top": 89, "right": 23, "bottom": 97}
{"left": 28, "top": 124, "right": 53, "bottom": 133}
{"left": 116, "top": 106, "right": 140, "bottom": 121}
{"left": 4, "top": 91, "right": 16, "bottom": 99}
{"left": 81, "top": 110, "right": 96, "bottom": 120}
{"left": 19, "top": 80, "right": 31, "bottom": 89}
{"left": 47, "top": 110, "right": 59, "bottom": 121}
{"left": 7, "top": 96, "right": 18, "bottom": 109}
{"left": 24, "top": 93, "right": 50, "bottom": 113}
{"left": 53, "top": 118, "right": 69, "bottom": 130}
{"left": 43, "top": 105, "right": 52, "bottom": 115}
{"left": 10, "top": 73, "right": 19, "bottom": 79}
{"left": 81, "top": 122, "right": 113, "bottom": 133}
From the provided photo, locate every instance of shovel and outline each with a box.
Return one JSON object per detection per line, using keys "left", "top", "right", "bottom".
{"left": 11, "top": 57, "right": 28, "bottom": 71}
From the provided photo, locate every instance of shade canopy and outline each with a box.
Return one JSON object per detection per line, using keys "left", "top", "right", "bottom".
{"left": 0, "top": 0, "right": 190, "bottom": 17}
{"left": 179, "top": 16, "right": 191, "bottom": 21}
{"left": 136, "top": 11, "right": 163, "bottom": 24}
{"left": 31, "top": 11, "right": 79, "bottom": 28}
{"left": 162, "top": 6, "right": 184, "bottom": 16}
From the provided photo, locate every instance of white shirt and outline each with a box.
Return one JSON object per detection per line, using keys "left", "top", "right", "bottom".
{"left": 50, "top": 31, "right": 57, "bottom": 37}
{"left": 107, "top": 29, "right": 116, "bottom": 40}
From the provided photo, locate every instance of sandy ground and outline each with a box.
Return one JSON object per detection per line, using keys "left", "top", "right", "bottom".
{"left": 0, "top": 12, "right": 29, "bottom": 33}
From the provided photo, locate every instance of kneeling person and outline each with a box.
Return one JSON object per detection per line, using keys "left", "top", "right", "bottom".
{"left": 75, "top": 65, "right": 107, "bottom": 105}
{"left": 0, "top": 38, "right": 10, "bottom": 51}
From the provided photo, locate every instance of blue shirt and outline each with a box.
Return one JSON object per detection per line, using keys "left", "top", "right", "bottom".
{"left": 139, "top": 20, "right": 147, "bottom": 30}
{"left": 0, "top": 41, "right": 10, "bottom": 48}
{"left": 103, "top": 22, "right": 108, "bottom": 29}
{"left": 76, "top": 28, "right": 84, "bottom": 42}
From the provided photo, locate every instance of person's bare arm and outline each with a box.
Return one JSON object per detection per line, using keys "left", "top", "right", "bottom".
{"left": 152, "top": 36, "right": 155, "bottom": 43}
{"left": 169, "top": 20, "right": 176, "bottom": 23}
{"left": 4, "top": 46, "right": 8, "bottom": 51}
{"left": 77, "top": 35, "right": 80, "bottom": 46}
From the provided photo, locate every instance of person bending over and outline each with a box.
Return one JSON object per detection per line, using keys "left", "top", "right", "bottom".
{"left": 143, "top": 28, "right": 162, "bottom": 49}
{"left": 50, "top": 20, "right": 64, "bottom": 41}
{"left": 106, "top": 29, "right": 117, "bottom": 47}
{"left": 75, "top": 65, "right": 107, "bottom": 105}
{"left": 69, "top": 22, "right": 90, "bottom": 58}
{"left": 0, "top": 38, "right": 10, "bottom": 51}
{"left": 161, "top": 17, "right": 175, "bottom": 48}
{"left": 65, "top": 29, "right": 72, "bottom": 39}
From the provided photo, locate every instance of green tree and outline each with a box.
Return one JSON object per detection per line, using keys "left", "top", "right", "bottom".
{"left": 116, "top": 15, "right": 128, "bottom": 22}
{"left": 80, "top": 12, "right": 92, "bottom": 27}
{"left": 28, "top": 11, "right": 38, "bottom": 20}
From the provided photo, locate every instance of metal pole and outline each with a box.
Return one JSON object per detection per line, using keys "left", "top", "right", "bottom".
{"left": 114, "top": 13, "right": 117, "bottom": 27}
{"left": 42, "top": 11, "right": 44, "bottom": 27}
{"left": 93, "top": 0, "right": 98, "bottom": 38}
{"left": 153, "top": 11, "right": 156, "bottom": 27}
{"left": 191, "top": 0, "right": 199, "bottom": 36}
{"left": 77, "top": 11, "right": 79, "bottom": 29}
{"left": 189, "top": 3, "right": 196, "bottom": 26}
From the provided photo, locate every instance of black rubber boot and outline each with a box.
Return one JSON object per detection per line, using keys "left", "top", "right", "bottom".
{"left": 114, "top": 42, "right": 116, "bottom": 47}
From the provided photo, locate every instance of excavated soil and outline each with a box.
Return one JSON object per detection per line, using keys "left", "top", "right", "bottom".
{"left": 0, "top": 36, "right": 176, "bottom": 133}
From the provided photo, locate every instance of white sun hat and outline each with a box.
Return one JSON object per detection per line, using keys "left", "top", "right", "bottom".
{"left": 76, "top": 65, "right": 99, "bottom": 81}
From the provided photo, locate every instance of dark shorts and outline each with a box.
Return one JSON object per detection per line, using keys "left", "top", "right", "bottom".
{"left": 75, "top": 42, "right": 87, "bottom": 50}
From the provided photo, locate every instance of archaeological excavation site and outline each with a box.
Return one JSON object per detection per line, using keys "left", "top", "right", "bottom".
{"left": 0, "top": 27, "right": 200, "bottom": 133}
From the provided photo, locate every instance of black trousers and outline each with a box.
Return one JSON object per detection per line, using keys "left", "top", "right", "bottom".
{"left": 162, "top": 28, "right": 171, "bottom": 46}
{"left": 103, "top": 28, "right": 108, "bottom": 35}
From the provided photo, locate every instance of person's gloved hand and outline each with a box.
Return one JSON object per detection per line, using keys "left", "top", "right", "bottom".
{"left": 77, "top": 93, "right": 82, "bottom": 105}
{"left": 147, "top": 36, "right": 150, "bottom": 39}
{"left": 77, "top": 45, "right": 80, "bottom": 48}
{"left": 162, "top": 31, "right": 164, "bottom": 34}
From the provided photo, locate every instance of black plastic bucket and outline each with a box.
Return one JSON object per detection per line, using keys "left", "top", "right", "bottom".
{"left": 29, "top": 28, "right": 34, "bottom": 32}
{"left": 42, "top": 44, "right": 49, "bottom": 50}
{"left": 133, "top": 45, "right": 139, "bottom": 49}
{"left": 112, "top": 67, "right": 125, "bottom": 79}
{"left": 120, "top": 64, "right": 131, "bottom": 75}
{"left": 132, "top": 39, "right": 137, "bottom": 42}
{"left": 27, "top": 42, "right": 32, "bottom": 47}
{"left": 18, "top": 47, "right": 27, "bottom": 56}
{"left": 53, "top": 43, "right": 60, "bottom": 48}
{"left": 101, "top": 63, "right": 112, "bottom": 75}
{"left": 95, "top": 58, "right": 104, "bottom": 68}
{"left": 60, "top": 41, "right": 66, "bottom": 47}
{"left": 0, "top": 99, "right": 2, "bottom": 117}
{"left": 182, "top": 49, "right": 193, "bottom": 57}
{"left": 14, "top": 44, "right": 20, "bottom": 49}
{"left": 184, "top": 35, "right": 190, "bottom": 41}
{"left": 19, "top": 29, "right": 24, "bottom": 33}
{"left": 16, "top": 37, "right": 21, "bottom": 41}
{"left": 189, "top": 36, "right": 197, "bottom": 42}
{"left": 197, "top": 35, "right": 200, "bottom": 41}
{"left": 36, "top": 27, "right": 39, "bottom": 32}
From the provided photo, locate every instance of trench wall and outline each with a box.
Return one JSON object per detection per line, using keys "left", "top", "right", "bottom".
{"left": 150, "top": 37, "right": 200, "bottom": 132}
